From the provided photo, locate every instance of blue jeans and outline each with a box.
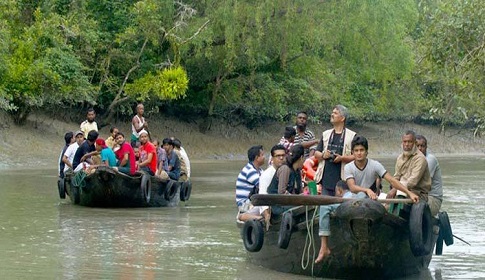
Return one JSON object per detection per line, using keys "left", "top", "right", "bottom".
{"left": 318, "top": 203, "right": 341, "bottom": 236}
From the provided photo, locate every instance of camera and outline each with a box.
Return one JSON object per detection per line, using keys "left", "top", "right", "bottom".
{"left": 328, "top": 151, "right": 336, "bottom": 162}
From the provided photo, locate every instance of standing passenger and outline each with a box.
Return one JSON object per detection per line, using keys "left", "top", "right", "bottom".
{"left": 416, "top": 135, "right": 443, "bottom": 216}
{"left": 131, "top": 103, "right": 148, "bottom": 147}
{"left": 314, "top": 105, "right": 357, "bottom": 196}
{"left": 80, "top": 108, "right": 98, "bottom": 139}
{"left": 293, "top": 111, "right": 319, "bottom": 159}
{"left": 58, "top": 131, "right": 74, "bottom": 179}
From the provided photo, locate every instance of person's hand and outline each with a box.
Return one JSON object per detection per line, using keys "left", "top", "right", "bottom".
{"left": 409, "top": 192, "right": 419, "bottom": 203}
{"left": 366, "top": 189, "right": 377, "bottom": 200}
{"left": 143, "top": 121, "right": 148, "bottom": 128}
{"left": 333, "top": 154, "right": 342, "bottom": 163}
{"left": 387, "top": 188, "right": 397, "bottom": 199}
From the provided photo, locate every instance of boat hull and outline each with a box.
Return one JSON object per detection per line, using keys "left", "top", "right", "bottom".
{"left": 63, "top": 166, "right": 180, "bottom": 207}
{"left": 243, "top": 199, "right": 437, "bottom": 279}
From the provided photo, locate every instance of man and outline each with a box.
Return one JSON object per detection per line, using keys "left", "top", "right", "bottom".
{"left": 161, "top": 138, "right": 181, "bottom": 180}
{"left": 80, "top": 108, "right": 98, "bottom": 139}
{"left": 258, "top": 144, "right": 287, "bottom": 226}
{"left": 105, "top": 127, "right": 119, "bottom": 150}
{"left": 138, "top": 130, "right": 157, "bottom": 175}
{"left": 278, "top": 126, "right": 296, "bottom": 154}
{"left": 73, "top": 130, "right": 99, "bottom": 172}
{"left": 62, "top": 131, "right": 85, "bottom": 174}
{"left": 114, "top": 132, "right": 136, "bottom": 175}
{"left": 95, "top": 138, "right": 117, "bottom": 167}
{"left": 172, "top": 138, "right": 189, "bottom": 181}
{"left": 58, "top": 131, "right": 74, "bottom": 179}
{"left": 131, "top": 103, "right": 148, "bottom": 147}
{"left": 388, "top": 130, "right": 431, "bottom": 201}
{"left": 293, "top": 111, "right": 319, "bottom": 158}
{"left": 314, "top": 105, "right": 357, "bottom": 196}
{"left": 416, "top": 134, "right": 443, "bottom": 216}
{"left": 176, "top": 138, "right": 191, "bottom": 179}
{"left": 236, "top": 145, "right": 265, "bottom": 222}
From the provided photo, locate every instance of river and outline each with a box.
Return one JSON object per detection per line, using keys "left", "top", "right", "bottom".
{"left": 0, "top": 157, "right": 484, "bottom": 279}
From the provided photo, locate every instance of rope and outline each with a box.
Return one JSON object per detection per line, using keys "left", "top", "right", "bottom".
{"left": 301, "top": 205, "right": 318, "bottom": 276}
{"left": 71, "top": 170, "right": 87, "bottom": 188}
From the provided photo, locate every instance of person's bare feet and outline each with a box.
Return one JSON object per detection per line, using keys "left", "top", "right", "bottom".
{"left": 315, "top": 247, "right": 331, "bottom": 263}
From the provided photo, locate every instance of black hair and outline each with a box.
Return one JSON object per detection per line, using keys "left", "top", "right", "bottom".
{"left": 286, "top": 144, "right": 304, "bottom": 166}
{"left": 270, "top": 144, "right": 286, "bottom": 157}
{"left": 415, "top": 134, "right": 427, "bottom": 146}
{"left": 248, "top": 145, "right": 263, "bottom": 162}
{"left": 115, "top": 132, "right": 125, "bottom": 138}
{"left": 87, "top": 108, "right": 95, "bottom": 114}
{"left": 351, "top": 135, "right": 368, "bottom": 151}
{"left": 109, "top": 126, "right": 118, "bottom": 133}
{"left": 284, "top": 126, "right": 296, "bottom": 139}
{"left": 87, "top": 130, "right": 99, "bottom": 142}
{"left": 296, "top": 111, "right": 308, "bottom": 117}
{"left": 172, "top": 138, "right": 182, "bottom": 149}
{"left": 335, "top": 180, "right": 349, "bottom": 191}
{"left": 64, "top": 132, "right": 73, "bottom": 145}
{"left": 162, "top": 137, "right": 173, "bottom": 146}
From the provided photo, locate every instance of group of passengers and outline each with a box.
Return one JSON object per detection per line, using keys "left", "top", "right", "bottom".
{"left": 58, "top": 105, "right": 191, "bottom": 183}
{"left": 235, "top": 105, "right": 444, "bottom": 263}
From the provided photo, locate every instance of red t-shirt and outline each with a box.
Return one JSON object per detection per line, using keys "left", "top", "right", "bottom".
{"left": 139, "top": 141, "right": 158, "bottom": 174}
{"left": 115, "top": 142, "right": 136, "bottom": 175}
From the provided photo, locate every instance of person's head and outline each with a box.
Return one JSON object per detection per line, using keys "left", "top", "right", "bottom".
{"left": 162, "top": 137, "right": 174, "bottom": 153}
{"left": 86, "top": 108, "right": 96, "bottom": 123}
{"left": 115, "top": 132, "right": 126, "bottom": 145}
{"left": 87, "top": 130, "right": 99, "bottom": 143}
{"left": 416, "top": 135, "right": 427, "bottom": 155}
{"left": 270, "top": 144, "right": 287, "bottom": 168}
{"left": 295, "top": 111, "right": 308, "bottom": 131}
{"left": 286, "top": 144, "right": 304, "bottom": 169}
{"left": 134, "top": 147, "right": 140, "bottom": 158}
{"left": 152, "top": 139, "right": 160, "bottom": 148}
{"left": 64, "top": 131, "right": 74, "bottom": 145}
{"left": 330, "top": 104, "right": 348, "bottom": 126}
{"left": 351, "top": 135, "right": 369, "bottom": 161}
{"left": 110, "top": 127, "right": 119, "bottom": 138}
{"left": 172, "top": 138, "right": 182, "bottom": 149}
{"left": 136, "top": 103, "right": 144, "bottom": 115}
{"left": 74, "top": 130, "right": 85, "bottom": 144}
{"left": 284, "top": 126, "right": 297, "bottom": 141}
{"left": 248, "top": 145, "right": 265, "bottom": 167}
{"left": 95, "top": 138, "right": 107, "bottom": 152}
{"left": 335, "top": 180, "right": 350, "bottom": 197}
{"left": 139, "top": 130, "right": 149, "bottom": 144}
{"left": 402, "top": 130, "right": 417, "bottom": 152}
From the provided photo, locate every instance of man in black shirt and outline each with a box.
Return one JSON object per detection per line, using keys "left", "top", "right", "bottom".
{"left": 73, "top": 130, "right": 98, "bottom": 172}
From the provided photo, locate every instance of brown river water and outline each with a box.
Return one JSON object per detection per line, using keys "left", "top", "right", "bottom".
{"left": 0, "top": 157, "right": 484, "bottom": 279}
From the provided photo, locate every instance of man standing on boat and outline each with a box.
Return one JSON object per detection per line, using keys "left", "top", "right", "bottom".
{"left": 131, "top": 103, "right": 148, "bottom": 147}
{"left": 80, "top": 108, "right": 98, "bottom": 139}
{"left": 314, "top": 105, "right": 357, "bottom": 196}
{"left": 315, "top": 136, "right": 419, "bottom": 263}
{"left": 388, "top": 130, "right": 431, "bottom": 202}
{"left": 416, "top": 134, "right": 443, "bottom": 216}
{"left": 236, "top": 145, "right": 265, "bottom": 222}
{"left": 293, "top": 111, "right": 319, "bottom": 159}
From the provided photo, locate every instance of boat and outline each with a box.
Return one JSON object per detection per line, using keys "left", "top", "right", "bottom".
{"left": 238, "top": 194, "right": 453, "bottom": 279}
{"left": 57, "top": 166, "right": 192, "bottom": 207}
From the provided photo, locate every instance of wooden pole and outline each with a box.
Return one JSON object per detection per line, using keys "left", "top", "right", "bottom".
{"left": 250, "top": 194, "right": 413, "bottom": 206}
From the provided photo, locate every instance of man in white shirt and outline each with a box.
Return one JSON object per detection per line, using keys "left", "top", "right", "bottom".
{"left": 62, "top": 131, "right": 85, "bottom": 173}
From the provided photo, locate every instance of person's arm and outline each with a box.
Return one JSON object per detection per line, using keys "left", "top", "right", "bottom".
{"left": 138, "top": 152, "right": 153, "bottom": 168}
{"left": 62, "top": 154, "right": 72, "bottom": 169}
{"left": 300, "top": 139, "right": 319, "bottom": 149}
{"left": 277, "top": 167, "right": 291, "bottom": 194}
{"left": 334, "top": 153, "right": 355, "bottom": 164}
{"left": 81, "top": 150, "right": 99, "bottom": 163}
{"left": 383, "top": 173, "right": 419, "bottom": 203}
{"left": 119, "top": 152, "right": 129, "bottom": 167}
{"left": 404, "top": 156, "right": 428, "bottom": 188}
{"left": 132, "top": 116, "right": 145, "bottom": 133}
{"left": 347, "top": 178, "right": 377, "bottom": 200}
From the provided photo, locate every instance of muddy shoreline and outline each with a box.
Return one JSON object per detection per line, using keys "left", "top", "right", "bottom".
{"left": 1, "top": 111, "right": 484, "bottom": 170}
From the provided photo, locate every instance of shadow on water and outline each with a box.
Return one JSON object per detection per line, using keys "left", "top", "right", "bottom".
{"left": 0, "top": 157, "right": 484, "bottom": 279}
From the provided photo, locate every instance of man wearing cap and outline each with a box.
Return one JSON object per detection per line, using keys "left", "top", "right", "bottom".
{"left": 138, "top": 130, "right": 157, "bottom": 175}
{"left": 62, "top": 130, "right": 85, "bottom": 174}
{"left": 96, "top": 138, "right": 117, "bottom": 167}
{"left": 73, "top": 130, "right": 99, "bottom": 172}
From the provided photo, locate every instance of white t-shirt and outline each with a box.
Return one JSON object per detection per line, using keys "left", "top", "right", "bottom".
{"left": 258, "top": 165, "right": 277, "bottom": 214}
{"left": 344, "top": 159, "right": 387, "bottom": 188}
{"left": 63, "top": 142, "right": 79, "bottom": 173}
{"left": 180, "top": 147, "right": 191, "bottom": 178}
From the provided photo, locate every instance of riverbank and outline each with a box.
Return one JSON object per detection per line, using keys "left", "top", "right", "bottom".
{"left": 1, "top": 111, "right": 484, "bottom": 170}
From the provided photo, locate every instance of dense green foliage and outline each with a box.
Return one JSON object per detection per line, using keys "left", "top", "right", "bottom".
{"left": 1, "top": 0, "right": 484, "bottom": 134}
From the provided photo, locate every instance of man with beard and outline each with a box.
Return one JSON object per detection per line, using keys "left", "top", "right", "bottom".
{"left": 293, "top": 111, "right": 319, "bottom": 159}
{"left": 387, "top": 130, "right": 431, "bottom": 202}
{"left": 114, "top": 132, "right": 136, "bottom": 175}
{"left": 138, "top": 130, "right": 157, "bottom": 175}
{"left": 416, "top": 134, "right": 443, "bottom": 216}
{"left": 80, "top": 108, "right": 98, "bottom": 139}
{"left": 314, "top": 105, "right": 357, "bottom": 196}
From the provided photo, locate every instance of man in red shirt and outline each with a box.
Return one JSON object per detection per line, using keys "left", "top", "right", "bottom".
{"left": 138, "top": 130, "right": 157, "bottom": 175}
{"left": 114, "top": 132, "right": 136, "bottom": 175}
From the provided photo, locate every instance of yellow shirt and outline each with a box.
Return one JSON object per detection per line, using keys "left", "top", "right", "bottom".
{"left": 80, "top": 120, "right": 98, "bottom": 138}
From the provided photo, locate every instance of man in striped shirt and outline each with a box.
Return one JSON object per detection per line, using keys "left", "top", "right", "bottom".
{"left": 294, "top": 111, "right": 319, "bottom": 159}
{"left": 236, "top": 145, "right": 265, "bottom": 222}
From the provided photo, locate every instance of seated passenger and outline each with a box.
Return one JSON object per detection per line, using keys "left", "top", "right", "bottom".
{"left": 267, "top": 144, "right": 305, "bottom": 216}
{"left": 137, "top": 130, "right": 157, "bottom": 176}
{"left": 153, "top": 139, "right": 168, "bottom": 171}
{"left": 73, "top": 130, "right": 98, "bottom": 172}
{"left": 114, "top": 132, "right": 136, "bottom": 175}
{"left": 105, "top": 126, "right": 119, "bottom": 150}
{"left": 278, "top": 126, "right": 296, "bottom": 154}
{"left": 62, "top": 131, "right": 85, "bottom": 174}
{"left": 172, "top": 138, "right": 189, "bottom": 182}
{"left": 96, "top": 138, "right": 117, "bottom": 167}
{"left": 161, "top": 138, "right": 181, "bottom": 180}
{"left": 59, "top": 131, "right": 74, "bottom": 179}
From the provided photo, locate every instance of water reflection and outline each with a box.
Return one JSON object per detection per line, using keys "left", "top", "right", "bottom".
{"left": 0, "top": 157, "right": 484, "bottom": 279}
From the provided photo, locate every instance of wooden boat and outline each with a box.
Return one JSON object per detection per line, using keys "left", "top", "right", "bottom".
{"left": 57, "top": 166, "right": 192, "bottom": 207}
{"left": 238, "top": 195, "right": 453, "bottom": 279}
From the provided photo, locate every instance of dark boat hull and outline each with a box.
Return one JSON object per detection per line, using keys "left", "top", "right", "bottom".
{"left": 242, "top": 199, "right": 437, "bottom": 279}
{"left": 64, "top": 166, "right": 180, "bottom": 207}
